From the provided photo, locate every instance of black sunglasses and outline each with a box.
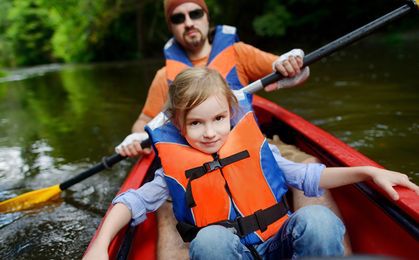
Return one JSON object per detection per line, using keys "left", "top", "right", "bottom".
{"left": 170, "top": 9, "right": 205, "bottom": 25}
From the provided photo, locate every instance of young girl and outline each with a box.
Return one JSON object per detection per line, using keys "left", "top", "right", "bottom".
{"left": 83, "top": 67, "right": 419, "bottom": 259}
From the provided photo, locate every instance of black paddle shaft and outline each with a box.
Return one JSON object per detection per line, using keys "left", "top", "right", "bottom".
{"left": 260, "top": 3, "right": 415, "bottom": 87}
{"left": 59, "top": 139, "right": 151, "bottom": 190}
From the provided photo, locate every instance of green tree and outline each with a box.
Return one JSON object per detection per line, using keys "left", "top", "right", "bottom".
{"left": 48, "top": 0, "right": 161, "bottom": 62}
{"left": 0, "top": 0, "right": 13, "bottom": 67}
{"left": 252, "top": 0, "right": 292, "bottom": 37}
{"left": 48, "top": 0, "right": 115, "bottom": 62}
{"left": 1, "top": 0, "right": 417, "bottom": 67}
{"left": 5, "top": 0, "right": 54, "bottom": 66}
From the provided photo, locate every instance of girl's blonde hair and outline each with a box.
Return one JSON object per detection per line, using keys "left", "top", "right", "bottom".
{"left": 167, "top": 67, "right": 238, "bottom": 132}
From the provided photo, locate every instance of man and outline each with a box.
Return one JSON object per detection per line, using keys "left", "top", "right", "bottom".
{"left": 116, "top": 0, "right": 349, "bottom": 258}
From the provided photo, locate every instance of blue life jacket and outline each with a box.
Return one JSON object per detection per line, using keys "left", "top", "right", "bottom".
{"left": 164, "top": 25, "right": 244, "bottom": 90}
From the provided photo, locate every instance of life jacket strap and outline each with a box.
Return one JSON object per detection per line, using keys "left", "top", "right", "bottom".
{"left": 176, "top": 221, "right": 201, "bottom": 243}
{"left": 230, "top": 200, "right": 289, "bottom": 236}
{"left": 184, "top": 150, "right": 250, "bottom": 208}
{"left": 176, "top": 198, "right": 289, "bottom": 242}
{"left": 185, "top": 150, "right": 250, "bottom": 178}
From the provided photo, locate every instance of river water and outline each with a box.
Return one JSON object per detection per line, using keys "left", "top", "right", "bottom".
{"left": 0, "top": 36, "right": 418, "bottom": 258}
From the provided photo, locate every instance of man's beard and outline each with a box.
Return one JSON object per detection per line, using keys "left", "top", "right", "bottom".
{"left": 184, "top": 29, "right": 206, "bottom": 50}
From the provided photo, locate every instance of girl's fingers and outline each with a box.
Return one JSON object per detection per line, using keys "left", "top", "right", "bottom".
{"left": 383, "top": 184, "right": 399, "bottom": 200}
{"left": 128, "top": 144, "right": 139, "bottom": 157}
{"left": 118, "top": 149, "right": 127, "bottom": 157}
{"left": 127, "top": 141, "right": 151, "bottom": 156}
{"left": 134, "top": 141, "right": 152, "bottom": 154}
{"left": 398, "top": 177, "right": 419, "bottom": 194}
{"left": 122, "top": 149, "right": 130, "bottom": 157}
{"left": 121, "top": 145, "right": 134, "bottom": 157}
{"left": 133, "top": 141, "right": 143, "bottom": 152}
{"left": 379, "top": 172, "right": 419, "bottom": 200}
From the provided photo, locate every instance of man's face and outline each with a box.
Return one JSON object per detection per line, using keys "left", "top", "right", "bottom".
{"left": 169, "top": 3, "right": 209, "bottom": 52}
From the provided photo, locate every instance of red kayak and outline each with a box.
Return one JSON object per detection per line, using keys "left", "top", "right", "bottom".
{"left": 86, "top": 95, "right": 419, "bottom": 259}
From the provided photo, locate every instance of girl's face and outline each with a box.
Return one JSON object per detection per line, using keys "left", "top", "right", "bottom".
{"left": 184, "top": 94, "right": 231, "bottom": 154}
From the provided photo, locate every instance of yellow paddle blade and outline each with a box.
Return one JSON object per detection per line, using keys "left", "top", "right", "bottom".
{"left": 0, "top": 184, "right": 62, "bottom": 213}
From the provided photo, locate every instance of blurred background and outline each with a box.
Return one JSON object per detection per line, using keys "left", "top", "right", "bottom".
{"left": 0, "top": 0, "right": 418, "bottom": 259}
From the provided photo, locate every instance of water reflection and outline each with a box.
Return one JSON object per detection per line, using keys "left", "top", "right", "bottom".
{"left": 0, "top": 64, "right": 63, "bottom": 84}
{"left": 0, "top": 147, "right": 24, "bottom": 183}
{"left": 0, "top": 60, "right": 158, "bottom": 258}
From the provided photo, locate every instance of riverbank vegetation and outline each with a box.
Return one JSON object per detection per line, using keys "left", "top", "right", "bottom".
{"left": 0, "top": 0, "right": 417, "bottom": 67}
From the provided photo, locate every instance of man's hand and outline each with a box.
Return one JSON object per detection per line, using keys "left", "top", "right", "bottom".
{"left": 265, "top": 49, "right": 310, "bottom": 92}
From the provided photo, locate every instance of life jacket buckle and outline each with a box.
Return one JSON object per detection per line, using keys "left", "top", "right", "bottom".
{"left": 203, "top": 160, "right": 221, "bottom": 172}
{"left": 222, "top": 217, "right": 245, "bottom": 237}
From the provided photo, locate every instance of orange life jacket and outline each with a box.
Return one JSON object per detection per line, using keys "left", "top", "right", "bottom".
{"left": 146, "top": 96, "right": 289, "bottom": 245}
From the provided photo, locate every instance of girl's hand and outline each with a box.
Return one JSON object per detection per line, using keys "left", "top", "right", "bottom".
{"left": 82, "top": 243, "right": 109, "bottom": 260}
{"left": 369, "top": 167, "right": 419, "bottom": 200}
{"left": 115, "top": 132, "right": 151, "bottom": 157}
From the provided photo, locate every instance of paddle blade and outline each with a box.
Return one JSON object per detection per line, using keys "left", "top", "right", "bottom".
{"left": 0, "top": 184, "right": 62, "bottom": 213}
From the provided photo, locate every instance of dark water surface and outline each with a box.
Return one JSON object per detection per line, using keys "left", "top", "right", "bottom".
{"left": 0, "top": 36, "right": 418, "bottom": 258}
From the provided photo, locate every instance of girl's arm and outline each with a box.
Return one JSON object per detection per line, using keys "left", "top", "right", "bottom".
{"left": 82, "top": 203, "right": 131, "bottom": 260}
{"left": 83, "top": 168, "right": 170, "bottom": 259}
{"left": 320, "top": 166, "right": 419, "bottom": 200}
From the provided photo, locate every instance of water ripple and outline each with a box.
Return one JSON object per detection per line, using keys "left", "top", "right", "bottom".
{"left": 0, "top": 64, "right": 63, "bottom": 84}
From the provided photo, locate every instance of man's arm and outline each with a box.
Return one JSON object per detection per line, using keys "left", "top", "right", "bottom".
{"left": 234, "top": 41, "right": 277, "bottom": 83}
{"left": 116, "top": 68, "right": 168, "bottom": 157}
{"left": 134, "top": 68, "right": 169, "bottom": 133}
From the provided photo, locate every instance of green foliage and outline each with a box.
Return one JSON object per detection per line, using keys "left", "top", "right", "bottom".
{"left": 135, "top": 0, "right": 168, "bottom": 57}
{"left": 0, "top": 0, "right": 13, "bottom": 66}
{"left": 5, "top": 0, "right": 54, "bottom": 66}
{"left": 205, "top": 0, "right": 222, "bottom": 21}
{"left": 50, "top": 0, "right": 114, "bottom": 62}
{"left": 0, "top": 40, "right": 14, "bottom": 67}
{"left": 91, "top": 11, "right": 140, "bottom": 61}
{"left": 0, "top": 0, "right": 417, "bottom": 67}
{"left": 0, "top": 69, "right": 7, "bottom": 78}
{"left": 51, "top": 16, "right": 93, "bottom": 62}
{"left": 252, "top": 0, "right": 292, "bottom": 37}
{"left": 48, "top": 0, "right": 160, "bottom": 62}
